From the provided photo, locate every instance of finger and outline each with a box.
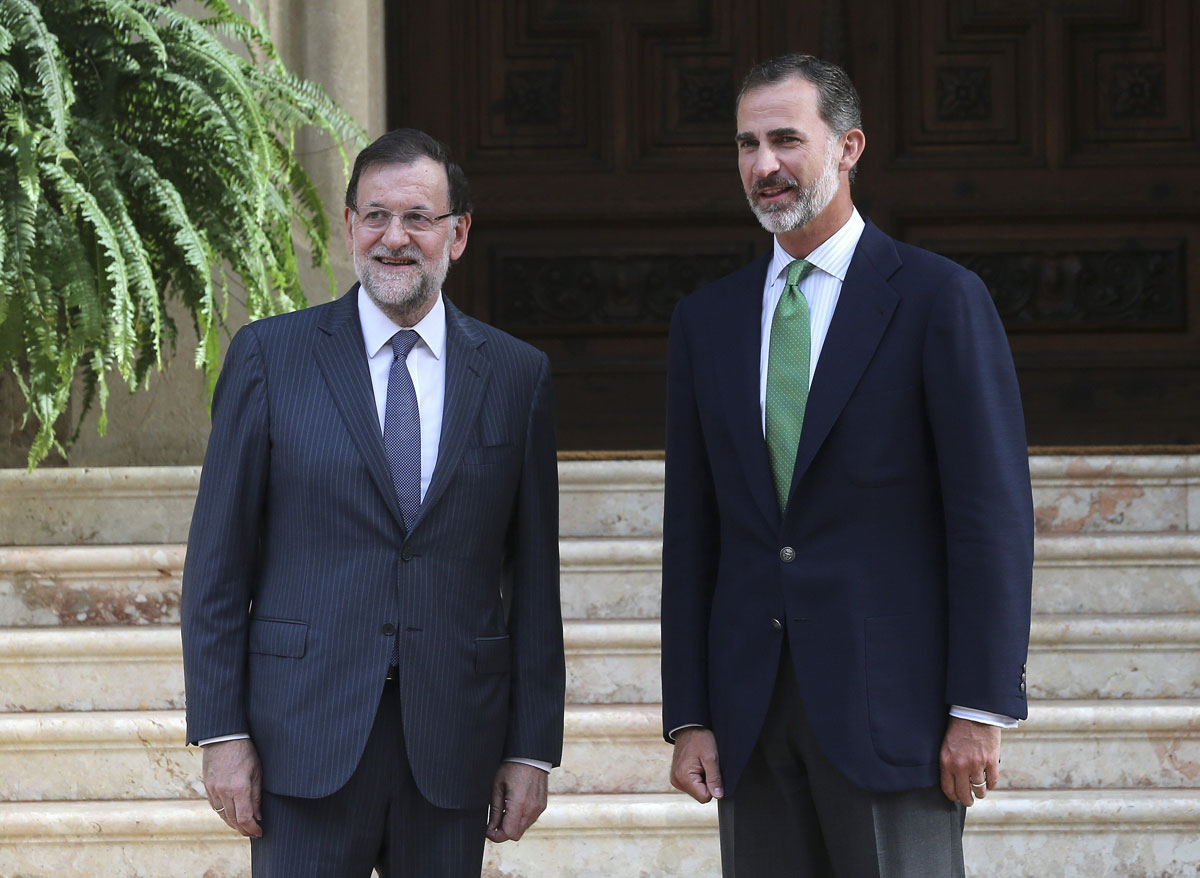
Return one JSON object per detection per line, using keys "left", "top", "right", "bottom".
{"left": 970, "top": 773, "right": 988, "bottom": 800}
{"left": 486, "top": 784, "right": 507, "bottom": 841}
{"left": 232, "top": 787, "right": 262, "bottom": 838}
{"left": 954, "top": 770, "right": 975, "bottom": 808}
{"left": 701, "top": 753, "right": 724, "bottom": 799}
{"left": 669, "top": 751, "right": 710, "bottom": 803}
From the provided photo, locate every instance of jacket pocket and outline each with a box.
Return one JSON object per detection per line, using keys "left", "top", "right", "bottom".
{"left": 248, "top": 617, "right": 308, "bottom": 658}
{"left": 475, "top": 635, "right": 511, "bottom": 674}
{"left": 863, "top": 614, "right": 944, "bottom": 767}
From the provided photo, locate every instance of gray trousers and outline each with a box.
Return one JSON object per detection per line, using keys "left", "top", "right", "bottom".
{"left": 718, "top": 644, "right": 966, "bottom": 878}
{"left": 250, "top": 682, "right": 488, "bottom": 878}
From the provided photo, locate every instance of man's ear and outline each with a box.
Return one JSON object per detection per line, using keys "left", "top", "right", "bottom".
{"left": 449, "top": 212, "right": 472, "bottom": 262}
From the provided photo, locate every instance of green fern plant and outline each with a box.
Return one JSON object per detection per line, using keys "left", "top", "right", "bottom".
{"left": 0, "top": 0, "right": 366, "bottom": 467}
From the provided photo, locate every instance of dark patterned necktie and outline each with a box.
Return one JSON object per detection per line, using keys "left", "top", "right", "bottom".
{"left": 384, "top": 330, "right": 421, "bottom": 530}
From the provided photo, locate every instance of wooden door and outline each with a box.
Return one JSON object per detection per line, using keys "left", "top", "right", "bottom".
{"left": 387, "top": 0, "right": 1200, "bottom": 449}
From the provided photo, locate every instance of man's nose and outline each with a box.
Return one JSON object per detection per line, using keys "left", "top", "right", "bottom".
{"left": 380, "top": 216, "right": 412, "bottom": 248}
{"left": 753, "top": 146, "right": 779, "bottom": 178}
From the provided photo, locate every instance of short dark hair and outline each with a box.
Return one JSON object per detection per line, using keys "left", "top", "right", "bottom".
{"left": 738, "top": 54, "right": 863, "bottom": 181}
{"left": 344, "top": 128, "right": 473, "bottom": 215}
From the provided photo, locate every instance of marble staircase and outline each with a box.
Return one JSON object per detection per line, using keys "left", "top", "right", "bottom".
{"left": 1, "top": 455, "right": 1199, "bottom": 877}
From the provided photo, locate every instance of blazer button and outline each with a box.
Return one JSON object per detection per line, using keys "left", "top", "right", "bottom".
{"left": 779, "top": 546, "right": 796, "bottom": 563}
{"left": 381, "top": 623, "right": 396, "bottom": 636}
{"left": 1018, "top": 681, "right": 1026, "bottom": 693}
{"left": 401, "top": 549, "right": 413, "bottom": 562}
{"left": 771, "top": 618, "right": 783, "bottom": 631}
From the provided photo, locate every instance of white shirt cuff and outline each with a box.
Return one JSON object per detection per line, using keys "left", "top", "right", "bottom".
{"left": 667, "top": 723, "right": 705, "bottom": 742}
{"left": 950, "top": 705, "right": 1019, "bottom": 729}
{"left": 198, "top": 733, "right": 251, "bottom": 746}
{"left": 504, "top": 757, "right": 552, "bottom": 773}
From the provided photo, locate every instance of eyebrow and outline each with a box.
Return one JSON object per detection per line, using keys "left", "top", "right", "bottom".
{"left": 735, "top": 126, "right": 805, "bottom": 143}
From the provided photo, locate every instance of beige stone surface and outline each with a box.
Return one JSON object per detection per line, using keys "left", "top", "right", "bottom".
{"left": 0, "top": 467, "right": 199, "bottom": 546}
{"left": 1030, "top": 454, "right": 1198, "bottom": 534}
{"left": 0, "top": 627, "right": 183, "bottom": 712}
{"left": 0, "top": 545, "right": 184, "bottom": 626}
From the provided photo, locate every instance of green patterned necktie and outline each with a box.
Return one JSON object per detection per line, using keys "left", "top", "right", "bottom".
{"left": 766, "top": 258, "right": 816, "bottom": 513}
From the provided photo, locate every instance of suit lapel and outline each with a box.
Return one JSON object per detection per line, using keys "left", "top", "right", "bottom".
{"left": 714, "top": 254, "right": 781, "bottom": 530}
{"left": 413, "top": 299, "right": 490, "bottom": 529}
{"left": 787, "top": 223, "right": 901, "bottom": 500}
{"left": 312, "top": 285, "right": 406, "bottom": 531}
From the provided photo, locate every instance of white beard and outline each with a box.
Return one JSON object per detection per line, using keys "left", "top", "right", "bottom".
{"left": 748, "top": 141, "right": 841, "bottom": 235}
{"left": 354, "top": 235, "right": 452, "bottom": 317}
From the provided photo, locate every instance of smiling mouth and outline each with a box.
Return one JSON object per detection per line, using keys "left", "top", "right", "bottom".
{"left": 376, "top": 256, "right": 417, "bottom": 267}
{"left": 754, "top": 183, "right": 795, "bottom": 200}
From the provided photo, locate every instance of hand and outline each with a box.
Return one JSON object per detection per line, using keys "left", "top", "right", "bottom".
{"left": 669, "top": 727, "right": 723, "bottom": 803}
{"left": 202, "top": 738, "right": 264, "bottom": 837}
{"left": 486, "top": 762, "right": 548, "bottom": 843}
{"left": 939, "top": 717, "right": 1001, "bottom": 807}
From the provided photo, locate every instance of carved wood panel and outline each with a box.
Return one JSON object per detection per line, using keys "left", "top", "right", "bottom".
{"left": 387, "top": 0, "right": 1200, "bottom": 448}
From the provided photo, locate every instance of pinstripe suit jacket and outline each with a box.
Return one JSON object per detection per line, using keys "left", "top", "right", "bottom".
{"left": 181, "top": 286, "right": 564, "bottom": 808}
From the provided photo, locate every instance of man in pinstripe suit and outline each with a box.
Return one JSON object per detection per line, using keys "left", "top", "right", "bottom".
{"left": 181, "top": 129, "right": 564, "bottom": 877}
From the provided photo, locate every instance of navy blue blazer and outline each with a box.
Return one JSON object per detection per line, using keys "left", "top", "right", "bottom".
{"left": 182, "top": 287, "right": 564, "bottom": 808}
{"left": 661, "top": 221, "right": 1034, "bottom": 795}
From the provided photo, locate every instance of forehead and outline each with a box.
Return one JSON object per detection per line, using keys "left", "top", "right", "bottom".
{"left": 736, "top": 76, "right": 828, "bottom": 137}
{"left": 356, "top": 157, "right": 449, "bottom": 207}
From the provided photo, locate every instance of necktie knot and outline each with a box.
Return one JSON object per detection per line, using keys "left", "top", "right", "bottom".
{"left": 786, "top": 258, "right": 815, "bottom": 289}
{"left": 391, "top": 329, "right": 419, "bottom": 360}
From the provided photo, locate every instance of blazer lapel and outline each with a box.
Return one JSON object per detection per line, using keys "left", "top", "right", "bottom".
{"left": 787, "top": 223, "right": 901, "bottom": 499}
{"left": 412, "top": 298, "right": 490, "bottom": 529}
{"left": 312, "top": 285, "right": 406, "bottom": 531}
{"left": 714, "top": 254, "right": 781, "bottom": 530}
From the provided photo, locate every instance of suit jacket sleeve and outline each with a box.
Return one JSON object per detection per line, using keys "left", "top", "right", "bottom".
{"left": 660, "top": 302, "right": 722, "bottom": 740}
{"left": 923, "top": 269, "right": 1034, "bottom": 720}
{"left": 181, "top": 325, "right": 270, "bottom": 744}
{"left": 504, "top": 353, "right": 566, "bottom": 764}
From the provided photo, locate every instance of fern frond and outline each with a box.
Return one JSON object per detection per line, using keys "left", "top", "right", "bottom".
{"left": 0, "top": 0, "right": 74, "bottom": 137}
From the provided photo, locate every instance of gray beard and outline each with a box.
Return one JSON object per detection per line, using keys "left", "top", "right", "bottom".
{"left": 354, "top": 241, "right": 450, "bottom": 322}
{"left": 748, "top": 149, "right": 841, "bottom": 235}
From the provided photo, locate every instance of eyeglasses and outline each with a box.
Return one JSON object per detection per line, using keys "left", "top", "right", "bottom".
{"left": 351, "top": 206, "right": 454, "bottom": 234}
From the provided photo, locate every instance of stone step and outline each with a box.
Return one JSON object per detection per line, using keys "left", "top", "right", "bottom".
{"left": 0, "top": 461, "right": 668, "bottom": 547}
{"left": 3, "top": 615, "right": 1199, "bottom": 712}
{"left": 4, "top": 700, "right": 1199, "bottom": 802}
{"left": 3, "top": 455, "right": 1198, "bottom": 547}
{"left": 4, "top": 533, "right": 1200, "bottom": 627}
{"left": 1, "top": 791, "right": 1198, "bottom": 878}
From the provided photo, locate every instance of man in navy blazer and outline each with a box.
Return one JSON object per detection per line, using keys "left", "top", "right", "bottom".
{"left": 181, "top": 129, "right": 564, "bottom": 877}
{"left": 661, "top": 55, "right": 1034, "bottom": 876}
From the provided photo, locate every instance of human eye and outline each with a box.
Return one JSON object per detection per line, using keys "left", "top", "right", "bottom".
{"left": 362, "top": 209, "right": 392, "bottom": 228}
{"left": 402, "top": 212, "right": 434, "bottom": 232}
{"left": 736, "top": 138, "right": 757, "bottom": 150}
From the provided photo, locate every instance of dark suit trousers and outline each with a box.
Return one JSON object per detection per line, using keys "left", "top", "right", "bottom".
{"left": 250, "top": 682, "right": 487, "bottom": 878}
{"left": 717, "top": 641, "right": 966, "bottom": 878}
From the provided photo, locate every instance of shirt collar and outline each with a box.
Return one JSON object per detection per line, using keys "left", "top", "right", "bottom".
{"left": 358, "top": 286, "right": 446, "bottom": 360}
{"left": 769, "top": 207, "right": 866, "bottom": 285}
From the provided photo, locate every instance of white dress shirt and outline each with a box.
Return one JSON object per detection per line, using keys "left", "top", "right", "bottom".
{"left": 358, "top": 288, "right": 444, "bottom": 499}
{"left": 203, "top": 287, "right": 554, "bottom": 770}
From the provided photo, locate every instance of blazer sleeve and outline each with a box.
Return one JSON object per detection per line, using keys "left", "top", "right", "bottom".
{"left": 181, "top": 324, "right": 270, "bottom": 744}
{"left": 923, "top": 269, "right": 1034, "bottom": 721}
{"left": 503, "top": 353, "right": 566, "bottom": 765}
{"left": 660, "top": 302, "right": 722, "bottom": 740}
